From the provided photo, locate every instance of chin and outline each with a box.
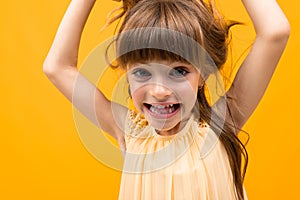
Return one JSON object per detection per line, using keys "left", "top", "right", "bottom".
{"left": 146, "top": 115, "right": 182, "bottom": 132}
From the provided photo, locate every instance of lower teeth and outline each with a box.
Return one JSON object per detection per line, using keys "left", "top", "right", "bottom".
{"left": 150, "top": 106, "right": 176, "bottom": 114}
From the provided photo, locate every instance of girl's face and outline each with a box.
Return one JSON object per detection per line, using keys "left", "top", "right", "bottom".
{"left": 127, "top": 60, "right": 204, "bottom": 136}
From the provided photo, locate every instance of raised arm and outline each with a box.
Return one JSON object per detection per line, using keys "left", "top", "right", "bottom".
{"left": 43, "top": 0, "right": 127, "bottom": 146}
{"left": 222, "top": 0, "right": 290, "bottom": 130}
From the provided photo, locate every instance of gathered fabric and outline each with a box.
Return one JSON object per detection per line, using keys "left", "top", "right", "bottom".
{"left": 118, "top": 110, "right": 248, "bottom": 200}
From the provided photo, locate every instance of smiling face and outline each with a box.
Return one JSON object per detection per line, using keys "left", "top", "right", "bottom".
{"left": 127, "top": 60, "right": 204, "bottom": 136}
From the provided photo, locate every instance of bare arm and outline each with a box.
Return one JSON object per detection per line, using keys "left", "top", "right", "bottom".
{"left": 219, "top": 0, "right": 290, "bottom": 130}
{"left": 43, "top": 0, "right": 127, "bottom": 146}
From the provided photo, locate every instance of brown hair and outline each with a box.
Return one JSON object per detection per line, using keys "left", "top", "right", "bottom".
{"left": 107, "top": 0, "right": 248, "bottom": 199}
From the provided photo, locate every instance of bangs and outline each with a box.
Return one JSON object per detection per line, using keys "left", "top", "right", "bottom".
{"left": 115, "top": 27, "right": 207, "bottom": 69}
{"left": 119, "top": 48, "right": 189, "bottom": 66}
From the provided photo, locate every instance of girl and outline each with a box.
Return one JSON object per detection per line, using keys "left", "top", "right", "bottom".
{"left": 43, "top": 0, "right": 290, "bottom": 199}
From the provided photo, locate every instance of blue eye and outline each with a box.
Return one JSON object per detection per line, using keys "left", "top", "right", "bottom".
{"left": 170, "top": 67, "right": 189, "bottom": 77}
{"left": 132, "top": 68, "right": 151, "bottom": 77}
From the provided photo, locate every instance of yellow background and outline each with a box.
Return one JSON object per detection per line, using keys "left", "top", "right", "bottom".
{"left": 0, "top": 0, "right": 299, "bottom": 199}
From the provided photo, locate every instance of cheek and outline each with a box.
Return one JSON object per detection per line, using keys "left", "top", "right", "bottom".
{"left": 172, "top": 82, "right": 198, "bottom": 103}
{"left": 130, "top": 85, "right": 146, "bottom": 108}
{"left": 128, "top": 76, "right": 145, "bottom": 94}
{"left": 176, "top": 76, "right": 199, "bottom": 96}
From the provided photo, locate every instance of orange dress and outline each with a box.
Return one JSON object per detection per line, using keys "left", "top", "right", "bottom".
{"left": 118, "top": 111, "right": 248, "bottom": 200}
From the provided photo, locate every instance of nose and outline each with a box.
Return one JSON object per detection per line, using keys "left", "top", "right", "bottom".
{"left": 149, "top": 84, "right": 172, "bottom": 100}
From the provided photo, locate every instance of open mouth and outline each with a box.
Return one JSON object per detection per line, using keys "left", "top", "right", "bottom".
{"left": 144, "top": 103, "right": 181, "bottom": 118}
